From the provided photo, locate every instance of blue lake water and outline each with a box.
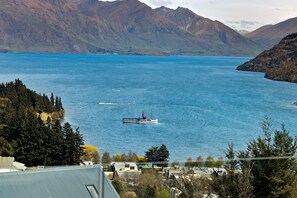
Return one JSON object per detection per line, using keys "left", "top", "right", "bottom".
{"left": 1, "top": 53, "right": 297, "bottom": 162}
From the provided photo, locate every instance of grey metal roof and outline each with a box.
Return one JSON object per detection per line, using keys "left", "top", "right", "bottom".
{"left": 0, "top": 165, "right": 119, "bottom": 198}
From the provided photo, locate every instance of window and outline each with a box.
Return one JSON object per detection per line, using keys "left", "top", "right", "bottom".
{"left": 85, "top": 185, "right": 99, "bottom": 198}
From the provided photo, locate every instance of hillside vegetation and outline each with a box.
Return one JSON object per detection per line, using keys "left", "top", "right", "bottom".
{"left": 0, "top": 79, "right": 83, "bottom": 166}
{"left": 237, "top": 33, "right": 297, "bottom": 83}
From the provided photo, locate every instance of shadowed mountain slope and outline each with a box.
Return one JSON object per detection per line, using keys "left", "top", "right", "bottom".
{"left": 237, "top": 33, "right": 297, "bottom": 83}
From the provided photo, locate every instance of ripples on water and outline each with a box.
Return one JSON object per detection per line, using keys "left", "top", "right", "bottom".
{"left": 1, "top": 54, "right": 297, "bottom": 161}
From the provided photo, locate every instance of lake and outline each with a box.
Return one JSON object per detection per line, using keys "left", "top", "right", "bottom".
{"left": 1, "top": 53, "right": 297, "bottom": 162}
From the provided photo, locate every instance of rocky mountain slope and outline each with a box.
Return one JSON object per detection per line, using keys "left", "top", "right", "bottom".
{"left": 237, "top": 33, "right": 297, "bottom": 83}
{"left": 245, "top": 17, "right": 297, "bottom": 49}
{"left": 0, "top": 0, "right": 262, "bottom": 56}
{"left": 155, "top": 6, "right": 260, "bottom": 56}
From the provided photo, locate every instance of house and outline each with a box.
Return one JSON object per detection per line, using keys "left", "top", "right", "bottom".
{"left": 0, "top": 157, "right": 26, "bottom": 172}
{"left": 0, "top": 165, "right": 119, "bottom": 198}
{"left": 110, "top": 162, "right": 141, "bottom": 184}
{"left": 111, "top": 162, "right": 139, "bottom": 172}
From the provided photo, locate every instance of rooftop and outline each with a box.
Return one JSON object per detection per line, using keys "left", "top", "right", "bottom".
{"left": 0, "top": 165, "right": 119, "bottom": 198}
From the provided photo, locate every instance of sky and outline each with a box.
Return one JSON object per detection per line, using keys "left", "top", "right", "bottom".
{"left": 139, "top": 0, "right": 297, "bottom": 31}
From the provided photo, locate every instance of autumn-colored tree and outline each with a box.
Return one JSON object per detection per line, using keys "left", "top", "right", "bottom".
{"left": 127, "top": 151, "right": 138, "bottom": 162}
{"left": 113, "top": 153, "right": 124, "bottom": 162}
{"left": 102, "top": 151, "right": 112, "bottom": 164}
{"left": 82, "top": 144, "right": 100, "bottom": 164}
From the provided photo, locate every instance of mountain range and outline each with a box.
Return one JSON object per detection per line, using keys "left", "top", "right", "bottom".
{"left": 0, "top": 0, "right": 296, "bottom": 56}
{"left": 0, "top": 0, "right": 262, "bottom": 56}
{"left": 245, "top": 17, "right": 297, "bottom": 49}
{"left": 237, "top": 33, "right": 297, "bottom": 83}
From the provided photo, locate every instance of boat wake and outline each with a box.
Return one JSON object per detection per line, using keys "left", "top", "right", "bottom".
{"left": 97, "top": 101, "right": 136, "bottom": 106}
{"left": 98, "top": 102, "right": 115, "bottom": 105}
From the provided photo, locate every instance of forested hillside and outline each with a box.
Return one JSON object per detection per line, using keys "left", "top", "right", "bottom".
{"left": 0, "top": 79, "right": 83, "bottom": 166}
{"left": 237, "top": 33, "right": 297, "bottom": 83}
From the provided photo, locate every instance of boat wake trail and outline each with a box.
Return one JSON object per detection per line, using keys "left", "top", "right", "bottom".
{"left": 98, "top": 102, "right": 115, "bottom": 105}
{"left": 97, "top": 101, "right": 136, "bottom": 106}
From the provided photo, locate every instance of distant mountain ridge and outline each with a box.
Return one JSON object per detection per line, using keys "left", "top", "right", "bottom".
{"left": 246, "top": 17, "right": 297, "bottom": 49}
{"left": 0, "top": 0, "right": 262, "bottom": 56}
{"left": 237, "top": 33, "right": 297, "bottom": 83}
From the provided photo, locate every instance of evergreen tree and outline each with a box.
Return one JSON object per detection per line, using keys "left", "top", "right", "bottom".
{"left": 211, "top": 144, "right": 253, "bottom": 198}
{"left": 45, "top": 120, "right": 64, "bottom": 165}
{"left": 247, "top": 117, "right": 297, "bottom": 197}
{"left": 145, "top": 146, "right": 159, "bottom": 167}
{"left": 50, "top": 93, "right": 54, "bottom": 107}
{"left": 14, "top": 108, "right": 47, "bottom": 166}
{"left": 0, "top": 80, "right": 80, "bottom": 166}
{"left": 145, "top": 144, "right": 170, "bottom": 168}
{"left": 74, "top": 127, "right": 84, "bottom": 162}
{"left": 58, "top": 97, "right": 63, "bottom": 110}
{"left": 63, "top": 122, "right": 75, "bottom": 165}
{"left": 55, "top": 96, "right": 59, "bottom": 111}
{"left": 211, "top": 117, "right": 297, "bottom": 197}
{"left": 157, "top": 144, "right": 169, "bottom": 167}
{"left": 0, "top": 137, "right": 13, "bottom": 156}
{"left": 63, "top": 123, "right": 83, "bottom": 165}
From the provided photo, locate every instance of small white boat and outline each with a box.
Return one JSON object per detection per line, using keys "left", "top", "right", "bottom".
{"left": 123, "top": 112, "right": 158, "bottom": 124}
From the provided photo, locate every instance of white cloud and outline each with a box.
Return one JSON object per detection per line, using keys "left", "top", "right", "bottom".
{"left": 149, "top": 0, "right": 173, "bottom": 7}
{"left": 140, "top": 0, "right": 297, "bottom": 31}
{"left": 224, "top": 20, "right": 263, "bottom": 31}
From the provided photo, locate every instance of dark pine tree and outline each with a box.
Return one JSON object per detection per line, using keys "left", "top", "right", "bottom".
{"left": 157, "top": 144, "right": 170, "bottom": 167}
{"left": 58, "top": 97, "right": 63, "bottom": 110}
{"left": 63, "top": 123, "right": 83, "bottom": 165}
{"left": 14, "top": 108, "right": 47, "bottom": 166}
{"left": 50, "top": 93, "right": 54, "bottom": 107}
{"left": 44, "top": 120, "right": 64, "bottom": 166}
{"left": 0, "top": 80, "right": 81, "bottom": 166}
{"left": 55, "top": 96, "right": 59, "bottom": 111}
{"left": 247, "top": 118, "right": 297, "bottom": 197}
{"left": 145, "top": 146, "right": 159, "bottom": 168}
